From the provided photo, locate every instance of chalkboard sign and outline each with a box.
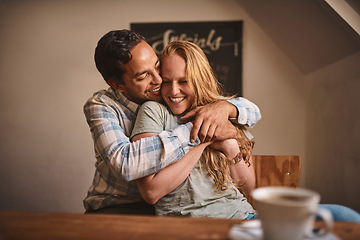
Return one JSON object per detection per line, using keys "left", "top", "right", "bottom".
{"left": 131, "top": 21, "right": 243, "bottom": 96}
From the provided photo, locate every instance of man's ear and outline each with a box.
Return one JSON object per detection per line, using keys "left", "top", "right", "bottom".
{"left": 108, "top": 79, "right": 125, "bottom": 92}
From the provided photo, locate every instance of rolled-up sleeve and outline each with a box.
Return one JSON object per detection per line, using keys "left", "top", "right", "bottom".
{"left": 84, "top": 97, "right": 196, "bottom": 182}
{"left": 227, "top": 97, "right": 261, "bottom": 128}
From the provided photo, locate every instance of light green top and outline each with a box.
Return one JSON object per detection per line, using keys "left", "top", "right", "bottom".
{"left": 131, "top": 101, "right": 255, "bottom": 219}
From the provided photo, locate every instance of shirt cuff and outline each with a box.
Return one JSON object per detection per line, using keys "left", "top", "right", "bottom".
{"left": 171, "top": 122, "right": 200, "bottom": 149}
{"left": 227, "top": 99, "right": 247, "bottom": 125}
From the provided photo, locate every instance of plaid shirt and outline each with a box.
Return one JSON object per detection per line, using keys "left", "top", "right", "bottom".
{"left": 83, "top": 87, "right": 261, "bottom": 211}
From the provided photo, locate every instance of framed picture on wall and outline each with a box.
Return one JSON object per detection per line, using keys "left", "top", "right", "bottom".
{"left": 131, "top": 21, "right": 243, "bottom": 96}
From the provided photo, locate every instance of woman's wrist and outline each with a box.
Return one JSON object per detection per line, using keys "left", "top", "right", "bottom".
{"left": 223, "top": 147, "right": 240, "bottom": 160}
{"left": 229, "top": 152, "right": 243, "bottom": 165}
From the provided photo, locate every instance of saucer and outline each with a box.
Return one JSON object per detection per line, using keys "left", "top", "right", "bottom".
{"left": 229, "top": 220, "right": 339, "bottom": 240}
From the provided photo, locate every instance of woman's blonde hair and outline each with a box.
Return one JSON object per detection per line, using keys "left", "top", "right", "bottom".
{"left": 160, "top": 41, "right": 254, "bottom": 192}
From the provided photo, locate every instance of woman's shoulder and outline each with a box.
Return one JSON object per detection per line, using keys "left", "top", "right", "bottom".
{"left": 139, "top": 101, "right": 169, "bottom": 115}
{"left": 139, "top": 101, "right": 168, "bottom": 113}
{"left": 141, "top": 100, "right": 164, "bottom": 108}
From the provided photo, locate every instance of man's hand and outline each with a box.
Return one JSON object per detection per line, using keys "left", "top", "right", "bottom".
{"left": 180, "top": 100, "right": 238, "bottom": 143}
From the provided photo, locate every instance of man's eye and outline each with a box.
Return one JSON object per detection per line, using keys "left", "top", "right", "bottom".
{"left": 137, "top": 74, "right": 148, "bottom": 81}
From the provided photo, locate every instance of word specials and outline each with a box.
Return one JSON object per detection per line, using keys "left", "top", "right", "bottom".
{"left": 150, "top": 29, "right": 223, "bottom": 54}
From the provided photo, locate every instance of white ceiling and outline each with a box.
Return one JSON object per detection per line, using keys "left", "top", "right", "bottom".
{"left": 236, "top": 0, "right": 360, "bottom": 74}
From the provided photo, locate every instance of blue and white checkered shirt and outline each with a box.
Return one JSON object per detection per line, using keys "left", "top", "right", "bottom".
{"left": 83, "top": 87, "right": 261, "bottom": 211}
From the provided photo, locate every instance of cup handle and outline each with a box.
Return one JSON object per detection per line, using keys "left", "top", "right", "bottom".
{"left": 308, "top": 208, "right": 334, "bottom": 237}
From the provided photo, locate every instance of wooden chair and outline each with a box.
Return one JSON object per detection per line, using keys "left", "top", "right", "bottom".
{"left": 252, "top": 155, "right": 301, "bottom": 189}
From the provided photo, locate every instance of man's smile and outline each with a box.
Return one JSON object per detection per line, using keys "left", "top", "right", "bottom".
{"left": 148, "top": 87, "right": 161, "bottom": 93}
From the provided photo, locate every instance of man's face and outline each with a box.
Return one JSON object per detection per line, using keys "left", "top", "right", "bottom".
{"left": 111, "top": 41, "right": 162, "bottom": 104}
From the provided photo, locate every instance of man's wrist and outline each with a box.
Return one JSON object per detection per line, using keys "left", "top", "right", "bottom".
{"left": 225, "top": 99, "right": 239, "bottom": 119}
{"left": 170, "top": 122, "right": 200, "bottom": 147}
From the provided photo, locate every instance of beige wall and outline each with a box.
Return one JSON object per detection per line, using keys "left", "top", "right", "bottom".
{"left": 0, "top": 0, "right": 358, "bottom": 213}
{"left": 305, "top": 52, "right": 360, "bottom": 213}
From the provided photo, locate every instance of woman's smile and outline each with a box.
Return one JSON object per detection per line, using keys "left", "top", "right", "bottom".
{"left": 169, "top": 96, "right": 186, "bottom": 103}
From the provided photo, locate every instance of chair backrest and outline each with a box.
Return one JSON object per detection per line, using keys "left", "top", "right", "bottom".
{"left": 252, "top": 155, "right": 301, "bottom": 188}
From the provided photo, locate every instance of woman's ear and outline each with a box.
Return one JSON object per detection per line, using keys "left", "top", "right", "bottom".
{"left": 108, "top": 79, "right": 125, "bottom": 92}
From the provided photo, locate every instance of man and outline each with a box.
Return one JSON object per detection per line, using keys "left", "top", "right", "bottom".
{"left": 83, "top": 29, "right": 261, "bottom": 214}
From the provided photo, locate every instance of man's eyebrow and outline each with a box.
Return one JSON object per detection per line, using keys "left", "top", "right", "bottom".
{"left": 134, "top": 59, "right": 159, "bottom": 78}
{"left": 134, "top": 70, "right": 147, "bottom": 78}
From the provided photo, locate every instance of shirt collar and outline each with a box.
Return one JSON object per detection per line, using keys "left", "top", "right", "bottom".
{"left": 110, "top": 87, "right": 140, "bottom": 114}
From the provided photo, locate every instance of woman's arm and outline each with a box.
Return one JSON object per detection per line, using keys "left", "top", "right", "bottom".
{"left": 132, "top": 133, "right": 211, "bottom": 205}
{"left": 229, "top": 155, "right": 255, "bottom": 199}
{"left": 210, "top": 139, "right": 255, "bottom": 198}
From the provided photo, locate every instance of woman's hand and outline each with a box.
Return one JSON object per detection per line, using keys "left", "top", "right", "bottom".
{"left": 210, "top": 138, "right": 240, "bottom": 160}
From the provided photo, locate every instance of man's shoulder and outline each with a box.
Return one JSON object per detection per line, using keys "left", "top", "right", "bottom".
{"left": 86, "top": 88, "right": 115, "bottom": 102}
{"left": 83, "top": 88, "right": 122, "bottom": 115}
{"left": 84, "top": 88, "right": 121, "bottom": 108}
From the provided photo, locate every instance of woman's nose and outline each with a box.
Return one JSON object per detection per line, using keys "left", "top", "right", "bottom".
{"left": 170, "top": 82, "right": 180, "bottom": 95}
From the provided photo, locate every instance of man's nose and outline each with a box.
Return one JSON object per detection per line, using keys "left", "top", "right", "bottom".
{"left": 152, "top": 70, "right": 162, "bottom": 84}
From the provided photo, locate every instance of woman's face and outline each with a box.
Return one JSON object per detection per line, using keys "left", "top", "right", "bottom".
{"left": 160, "top": 54, "right": 194, "bottom": 115}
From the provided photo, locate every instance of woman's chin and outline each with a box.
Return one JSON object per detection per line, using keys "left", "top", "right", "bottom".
{"left": 170, "top": 108, "right": 186, "bottom": 116}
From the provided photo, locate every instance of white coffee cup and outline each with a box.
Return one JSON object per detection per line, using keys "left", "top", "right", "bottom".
{"left": 252, "top": 187, "right": 333, "bottom": 240}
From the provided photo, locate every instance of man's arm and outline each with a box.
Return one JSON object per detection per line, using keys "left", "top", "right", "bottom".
{"left": 180, "top": 97, "right": 261, "bottom": 143}
{"left": 129, "top": 101, "right": 211, "bottom": 204}
{"left": 227, "top": 97, "right": 261, "bottom": 127}
{"left": 132, "top": 132, "right": 211, "bottom": 205}
{"left": 84, "top": 97, "right": 197, "bottom": 182}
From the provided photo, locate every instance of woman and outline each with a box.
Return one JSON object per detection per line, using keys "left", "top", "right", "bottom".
{"left": 130, "top": 41, "right": 256, "bottom": 219}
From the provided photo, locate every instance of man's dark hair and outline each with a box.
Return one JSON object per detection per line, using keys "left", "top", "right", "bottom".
{"left": 94, "top": 29, "right": 145, "bottom": 84}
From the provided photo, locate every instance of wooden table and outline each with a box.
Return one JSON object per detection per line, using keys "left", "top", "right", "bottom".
{"left": 0, "top": 211, "right": 359, "bottom": 240}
